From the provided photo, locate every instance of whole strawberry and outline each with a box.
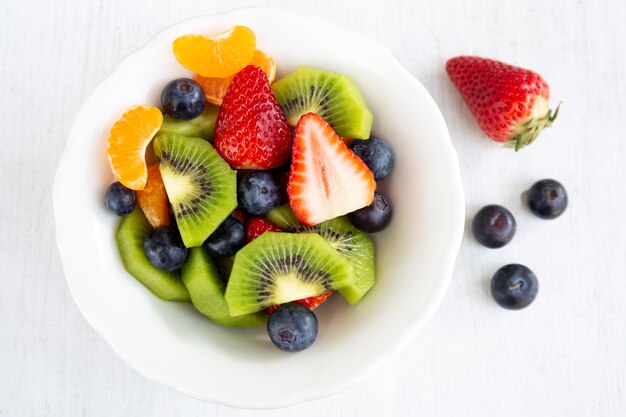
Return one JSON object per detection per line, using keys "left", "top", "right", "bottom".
{"left": 214, "top": 65, "right": 292, "bottom": 168}
{"left": 446, "top": 56, "right": 560, "bottom": 150}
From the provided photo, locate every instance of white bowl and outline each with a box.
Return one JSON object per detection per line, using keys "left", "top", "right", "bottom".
{"left": 53, "top": 7, "right": 464, "bottom": 409}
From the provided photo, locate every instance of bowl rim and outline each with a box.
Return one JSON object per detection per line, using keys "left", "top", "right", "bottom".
{"left": 53, "top": 6, "right": 465, "bottom": 409}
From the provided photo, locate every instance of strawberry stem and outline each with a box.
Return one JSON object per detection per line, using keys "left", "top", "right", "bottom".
{"left": 507, "top": 102, "right": 562, "bottom": 151}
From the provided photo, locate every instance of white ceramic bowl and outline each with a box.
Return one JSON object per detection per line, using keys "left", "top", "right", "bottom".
{"left": 53, "top": 7, "right": 464, "bottom": 409}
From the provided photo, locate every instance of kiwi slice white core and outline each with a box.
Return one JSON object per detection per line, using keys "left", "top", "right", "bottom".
{"left": 224, "top": 232, "right": 354, "bottom": 316}
{"left": 154, "top": 132, "right": 237, "bottom": 248}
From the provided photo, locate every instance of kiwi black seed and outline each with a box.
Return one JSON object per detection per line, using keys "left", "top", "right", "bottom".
{"left": 153, "top": 132, "right": 237, "bottom": 247}
{"left": 224, "top": 232, "right": 355, "bottom": 316}
{"left": 267, "top": 204, "right": 375, "bottom": 305}
{"left": 271, "top": 67, "right": 373, "bottom": 139}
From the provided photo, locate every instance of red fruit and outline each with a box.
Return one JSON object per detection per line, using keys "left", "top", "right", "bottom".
{"left": 446, "top": 56, "right": 560, "bottom": 150}
{"left": 245, "top": 216, "right": 282, "bottom": 243}
{"left": 288, "top": 113, "right": 376, "bottom": 226}
{"left": 265, "top": 292, "right": 333, "bottom": 314}
{"left": 214, "top": 65, "right": 292, "bottom": 169}
{"left": 231, "top": 209, "right": 247, "bottom": 226}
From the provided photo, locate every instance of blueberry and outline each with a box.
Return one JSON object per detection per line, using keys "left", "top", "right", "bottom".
{"left": 527, "top": 179, "right": 568, "bottom": 219}
{"left": 237, "top": 171, "right": 282, "bottom": 216}
{"left": 203, "top": 217, "right": 245, "bottom": 258}
{"left": 144, "top": 227, "right": 188, "bottom": 271}
{"left": 350, "top": 136, "right": 394, "bottom": 181}
{"left": 161, "top": 78, "right": 206, "bottom": 120}
{"left": 471, "top": 205, "right": 516, "bottom": 248}
{"left": 348, "top": 191, "right": 392, "bottom": 233}
{"left": 491, "top": 264, "right": 538, "bottom": 310}
{"left": 104, "top": 182, "right": 136, "bottom": 216}
{"left": 267, "top": 303, "right": 318, "bottom": 352}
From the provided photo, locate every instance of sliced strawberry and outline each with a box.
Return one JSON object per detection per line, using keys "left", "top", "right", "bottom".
{"left": 446, "top": 56, "right": 559, "bottom": 150}
{"left": 245, "top": 216, "right": 282, "bottom": 243}
{"left": 266, "top": 291, "right": 333, "bottom": 314}
{"left": 287, "top": 113, "right": 376, "bottom": 226}
{"left": 214, "top": 66, "right": 292, "bottom": 169}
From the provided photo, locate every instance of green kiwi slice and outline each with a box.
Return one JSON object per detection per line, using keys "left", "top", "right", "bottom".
{"left": 182, "top": 248, "right": 267, "bottom": 327}
{"left": 116, "top": 208, "right": 190, "bottom": 302}
{"left": 268, "top": 204, "right": 375, "bottom": 305}
{"left": 224, "top": 232, "right": 355, "bottom": 316}
{"left": 153, "top": 132, "right": 237, "bottom": 248}
{"left": 159, "top": 105, "right": 219, "bottom": 142}
{"left": 271, "top": 67, "right": 373, "bottom": 139}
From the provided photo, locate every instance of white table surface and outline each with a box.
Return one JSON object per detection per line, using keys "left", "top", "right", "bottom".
{"left": 2, "top": 0, "right": 625, "bottom": 415}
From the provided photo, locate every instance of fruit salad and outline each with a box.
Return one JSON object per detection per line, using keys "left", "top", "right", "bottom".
{"left": 103, "top": 25, "right": 395, "bottom": 352}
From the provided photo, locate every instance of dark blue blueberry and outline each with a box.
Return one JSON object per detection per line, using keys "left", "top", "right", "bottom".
{"left": 104, "top": 181, "right": 136, "bottom": 216}
{"left": 203, "top": 217, "right": 245, "bottom": 258}
{"left": 527, "top": 179, "right": 568, "bottom": 219}
{"left": 237, "top": 171, "right": 282, "bottom": 216}
{"left": 161, "top": 78, "right": 206, "bottom": 120}
{"left": 348, "top": 191, "right": 392, "bottom": 233}
{"left": 472, "top": 205, "right": 516, "bottom": 248}
{"left": 267, "top": 303, "right": 318, "bottom": 352}
{"left": 144, "top": 227, "right": 188, "bottom": 271}
{"left": 350, "top": 136, "right": 394, "bottom": 181}
{"left": 491, "top": 264, "right": 538, "bottom": 310}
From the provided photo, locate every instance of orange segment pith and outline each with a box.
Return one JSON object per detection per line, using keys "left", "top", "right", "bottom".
{"left": 195, "top": 50, "right": 276, "bottom": 105}
{"left": 137, "top": 164, "right": 171, "bottom": 228}
{"left": 173, "top": 25, "right": 256, "bottom": 78}
{"left": 107, "top": 105, "right": 162, "bottom": 190}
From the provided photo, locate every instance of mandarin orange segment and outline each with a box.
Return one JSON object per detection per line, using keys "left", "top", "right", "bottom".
{"left": 137, "top": 164, "right": 171, "bottom": 228}
{"left": 107, "top": 105, "right": 163, "bottom": 190}
{"left": 173, "top": 26, "right": 256, "bottom": 78}
{"left": 195, "top": 50, "right": 276, "bottom": 106}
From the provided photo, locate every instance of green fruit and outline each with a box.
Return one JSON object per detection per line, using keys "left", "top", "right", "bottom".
{"left": 182, "top": 248, "right": 266, "bottom": 327}
{"left": 271, "top": 67, "right": 373, "bottom": 139}
{"left": 159, "top": 105, "right": 219, "bottom": 142}
{"left": 268, "top": 204, "right": 375, "bottom": 305}
{"left": 116, "top": 208, "right": 190, "bottom": 302}
{"left": 225, "top": 232, "right": 354, "bottom": 316}
{"left": 153, "top": 133, "right": 237, "bottom": 248}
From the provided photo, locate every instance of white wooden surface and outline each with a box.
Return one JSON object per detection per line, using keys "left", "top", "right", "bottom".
{"left": 2, "top": 0, "right": 625, "bottom": 415}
